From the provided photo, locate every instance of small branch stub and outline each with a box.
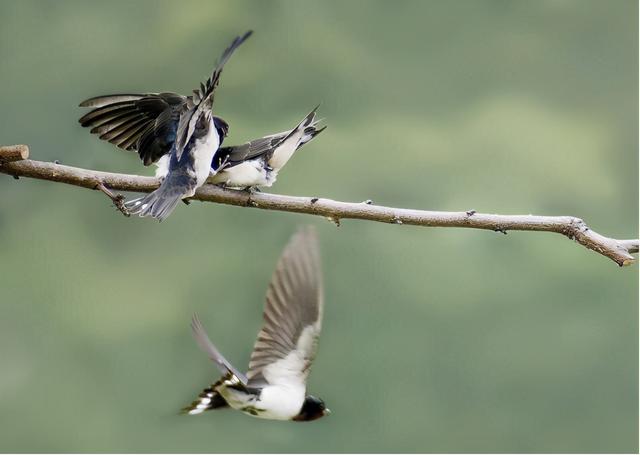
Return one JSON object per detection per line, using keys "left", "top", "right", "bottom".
{"left": 0, "top": 146, "right": 637, "bottom": 267}
{"left": 0, "top": 145, "right": 29, "bottom": 164}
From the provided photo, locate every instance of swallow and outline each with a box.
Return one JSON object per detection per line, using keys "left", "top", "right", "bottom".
{"left": 182, "top": 227, "right": 329, "bottom": 422}
{"left": 78, "top": 31, "right": 253, "bottom": 221}
{"left": 205, "top": 107, "right": 325, "bottom": 190}
{"left": 91, "top": 105, "right": 325, "bottom": 193}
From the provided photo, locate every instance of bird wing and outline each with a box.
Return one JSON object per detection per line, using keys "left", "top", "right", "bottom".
{"left": 216, "top": 132, "right": 289, "bottom": 165}
{"left": 190, "top": 314, "right": 248, "bottom": 385}
{"left": 174, "top": 31, "right": 252, "bottom": 161}
{"left": 216, "top": 107, "right": 325, "bottom": 166}
{"left": 78, "top": 92, "right": 187, "bottom": 165}
{"left": 246, "top": 227, "right": 323, "bottom": 390}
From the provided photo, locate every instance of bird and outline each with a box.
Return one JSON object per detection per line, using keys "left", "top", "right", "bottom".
{"left": 205, "top": 107, "right": 325, "bottom": 190}
{"left": 182, "top": 227, "right": 329, "bottom": 422}
{"left": 78, "top": 30, "right": 253, "bottom": 221}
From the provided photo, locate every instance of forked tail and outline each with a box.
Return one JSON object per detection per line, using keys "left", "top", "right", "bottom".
{"left": 181, "top": 382, "right": 229, "bottom": 415}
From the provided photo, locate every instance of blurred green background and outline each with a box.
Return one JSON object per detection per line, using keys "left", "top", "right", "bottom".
{"left": 0, "top": 0, "right": 637, "bottom": 452}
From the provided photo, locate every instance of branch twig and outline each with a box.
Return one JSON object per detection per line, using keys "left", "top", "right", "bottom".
{"left": 0, "top": 145, "right": 637, "bottom": 266}
{"left": 95, "top": 182, "right": 130, "bottom": 217}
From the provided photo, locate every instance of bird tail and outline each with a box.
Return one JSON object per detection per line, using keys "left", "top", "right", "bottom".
{"left": 267, "top": 106, "right": 325, "bottom": 171}
{"left": 125, "top": 174, "right": 194, "bottom": 221}
{"left": 301, "top": 114, "right": 326, "bottom": 146}
{"left": 284, "top": 105, "right": 326, "bottom": 150}
{"left": 181, "top": 382, "right": 229, "bottom": 415}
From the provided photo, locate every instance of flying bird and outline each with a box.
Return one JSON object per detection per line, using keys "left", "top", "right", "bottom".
{"left": 78, "top": 31, "right": 253, "bottom": 221}
{"left": 182, "top": 227, "right": 329, "bottom": 422}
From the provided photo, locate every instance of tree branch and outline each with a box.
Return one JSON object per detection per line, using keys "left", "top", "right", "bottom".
{"left": 0, "top": 145, "right": 637, "bottom": 266}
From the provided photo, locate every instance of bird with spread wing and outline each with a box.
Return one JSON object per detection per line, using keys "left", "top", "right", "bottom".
{"left": 182, "top": 227, "right": 329, "bottom": 422}
{"left": 78, "top": 31, "right": 253, "bottom": 221}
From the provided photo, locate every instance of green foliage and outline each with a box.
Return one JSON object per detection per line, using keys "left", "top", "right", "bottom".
{"left": 0, "top": 0, "right": 637, "bottom": 452}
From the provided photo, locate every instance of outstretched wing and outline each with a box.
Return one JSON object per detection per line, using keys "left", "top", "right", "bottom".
{"left": 174, "top": 31, "right": 253, "bottom": 160}
{"left": 78, "top": 92, "right": 186, "bottom": 165}
{"left": 190, "top": 314, "right": 248, "bottom": 385}
{"left": 246, "top": 227, "right": 323, "bottom": 389}
{"left": 216, "top": 107, "right": 325, "bottom": 167}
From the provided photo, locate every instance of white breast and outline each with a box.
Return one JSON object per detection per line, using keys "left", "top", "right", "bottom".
{"left": 192, "top": 120, "right": 220, "bottom": 187}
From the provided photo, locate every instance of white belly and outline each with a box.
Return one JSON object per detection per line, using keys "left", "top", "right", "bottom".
{"left": 217, "top": 382, "right": 305, "bottom": 421}
{"left": 209, "top": 160, "right": 271, "bottom": 189}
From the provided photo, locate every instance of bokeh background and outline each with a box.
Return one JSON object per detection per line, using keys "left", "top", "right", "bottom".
{"left": 0, "top": 0, "right": 637, "bottom": 452}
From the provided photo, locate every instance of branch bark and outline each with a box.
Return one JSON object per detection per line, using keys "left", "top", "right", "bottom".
{"left": 0, "top": 145, "right": 637, "bottom": 266}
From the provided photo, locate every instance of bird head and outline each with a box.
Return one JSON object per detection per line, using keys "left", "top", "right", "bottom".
{"left": 213, "top": 116, "right": 229, "bottom": 139}
{"left": 292, "top": 395, "right": 330, "bottom": 422}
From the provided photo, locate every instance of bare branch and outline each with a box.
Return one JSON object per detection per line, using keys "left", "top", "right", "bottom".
{"left": 0, "top": 146, "right": 636, "bottom": 267}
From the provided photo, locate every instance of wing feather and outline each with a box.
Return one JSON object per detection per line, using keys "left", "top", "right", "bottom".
{"left": 175, "top": 31, "right": 252, "bottom": 160}
{"left": 190, "top": 314, "right": 248, "bottom": 385}
{"left": 78, "top": 92, "right": 187, "bottom": 164}
{"left": 246, "top": 227, "right": 323, "bottom": 389}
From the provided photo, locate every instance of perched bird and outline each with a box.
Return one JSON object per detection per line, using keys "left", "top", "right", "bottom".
{"left": 78, "top": 31, "right": 253, "bottom": 221}
{"left": 205, "top": 107, "right": 325, "bottom": 190}
{"left": 182, "top": 227, "right": 329, "bottom": 422}
{"left": 85, "top": 104, "right": 325, "bottom": 193}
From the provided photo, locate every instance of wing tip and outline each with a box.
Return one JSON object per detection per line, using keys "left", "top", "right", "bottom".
{"left": 78, "top": 94, "right": 144, "bottom": 108}
{"left": 190, "top": 313, "right": 203, "bottom": 333}
{"left": 283, "top": 225, "right": 321, "bottom": 277}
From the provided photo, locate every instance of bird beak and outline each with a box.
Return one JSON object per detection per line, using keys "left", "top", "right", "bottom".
{"left": 324, "top": 408, "right": 331, "bottom": 415}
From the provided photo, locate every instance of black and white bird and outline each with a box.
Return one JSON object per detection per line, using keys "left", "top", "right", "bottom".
{"left": 205, "top": 108, "right": 325, "bottom": 190}
{"left": 182, "top": 227, "right": 329, "bottom": 422}
{"left": 78, "top": 31, "right": 252, "bottom": 221}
